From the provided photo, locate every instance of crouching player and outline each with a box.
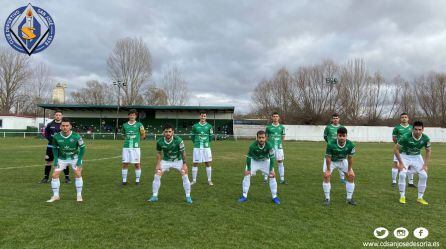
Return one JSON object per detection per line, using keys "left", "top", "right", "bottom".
{"left": 238, "top": 130, "right": 280, "bottom": 205}
{"left": 147, "top": 124, "right": 192, "bottom": 204}
{"left": 322, "top": 127, "right": 356, "bottom": 206}
{"left": 394, "top": 121, "right": 431, "bottom": 205}
{"left": 47, "top": 118, "right": 86, "bottom": 202}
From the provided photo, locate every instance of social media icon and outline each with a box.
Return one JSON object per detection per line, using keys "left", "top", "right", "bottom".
{"left": 394, "top": 227, "right": 409, "bottom": 239}
{"left": 374, "top": 227, "right": 389, "bottom": 239}
{"left": 414, "top": 227, "right": 429, "bottom": 239}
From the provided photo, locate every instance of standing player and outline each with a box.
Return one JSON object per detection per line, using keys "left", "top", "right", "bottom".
{"left": 46, "top": 118, "right": 86, "bottom": 202}
{"left": 323, "top": 113, "right": 346, "bottom": 184}
{"left": 238, "top": 130, "right": 280, "bottom": 205}
{"left": 394, "top": 121, "right": 431, "bottom": 205}
{"left": 147, "top": 123, "right": 192, "bottom": 204}
{"left": 191, "top": 111, "right": 214, "bottom": 186}
{"left": 40, "top": 110, "right": 71, "bottom": 184}
{"left": 121, "top": 109, "right": 146, "bottom": 185}
{"left": 322, "top": 127, "right": 357, "bottom": 206}
{"left": 265, "top": 112, "right": 286, "bottom": 184}
{"left": 391, "top": 113, "right": 414, "bottom": 187}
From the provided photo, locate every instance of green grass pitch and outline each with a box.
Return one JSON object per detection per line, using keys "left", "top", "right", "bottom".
{"left": 0, "top": 138, "right": 445, "bottom": 248}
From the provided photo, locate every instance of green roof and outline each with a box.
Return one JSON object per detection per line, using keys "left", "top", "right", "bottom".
{"left": 38, "top": 104, "right": 234, "bottom": 112}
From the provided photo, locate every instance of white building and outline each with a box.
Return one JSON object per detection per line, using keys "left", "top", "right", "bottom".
{"left": 0, "top": 114, "right": 45, "bottom": 130}
{"left": 52, "top": 83, "right": 67, "bottom": 104}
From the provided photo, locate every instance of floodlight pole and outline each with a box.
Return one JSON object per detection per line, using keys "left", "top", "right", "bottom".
{"left": 325, "top": 77, "right": 338, "bottom": 90}
{"left": 325, "top": 77, "right": 338, "bottom": 85}
{"left": 113, "top": 80, "right": 127, "bottom": 136}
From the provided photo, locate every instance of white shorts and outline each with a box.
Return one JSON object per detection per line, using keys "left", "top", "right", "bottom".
{"left": 160, "top": 160, "right": 183, "bottom": 173}
{"left": 323, "top": 159, "right": 348, "bottom": 174}
{"left": 122, "top": 148, "right": 141, "bottom": 164}
{"left": 55, "top": 158, "right": 79, "bottom": 172}
{"left": 393, "top": 154, "right": 398, "bottom": 162}
{"left": 401, "top": 154, "right": 424, "bottom": 173}
{"left": 273, "top": 149, "right": 284, "bottom": 161}
{"left": 246, "top": 159, "right": 273, "bottom": 176}
{"left": 193, "top": 148, "right": 212, "bottom": 163}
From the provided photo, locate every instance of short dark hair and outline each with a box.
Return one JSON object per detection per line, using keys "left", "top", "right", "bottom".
{"left": 163, "top": 123, "right": 174, "bottom": 131}
{"left": 200, "top": 110, "right": 207, "bottom": 115}
{"left": 332, "top": 113, "right": 339, "bottom": 118}
{"left": 128, "top": 109, "right": 138, "bottom": 115}
{"left": 413, "top": 121, "right": 424, "bottom": 128}
{"left": 272, "top": 112, "right": 279, "bottom": 116}
{"left": 61, "top": 117, "right": 71, "bottom": 124}
{"left": 400, "top": 112, "right": 408, "bottom": 116}
{"left": 54, "top": 109, "right": 63, "bottom": 115}
{"left": 337, "top": 127, "right": 347, "bottom": 134}
{"left": 257, "top": 130, "right": 266, "bottom": 137}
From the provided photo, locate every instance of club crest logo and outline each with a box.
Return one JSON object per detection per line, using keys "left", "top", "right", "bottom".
{"left": 4, "top": 3, "right": 55, "bottom": 55}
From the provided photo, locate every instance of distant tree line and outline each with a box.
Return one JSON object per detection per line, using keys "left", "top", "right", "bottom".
{"left": 251, "top": 59, "right": 446, "bottom": 127}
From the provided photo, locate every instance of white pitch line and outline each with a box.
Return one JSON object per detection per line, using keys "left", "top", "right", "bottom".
{"left": 0, "top": 156, "right": 121, "bottom": 170}
{"left": 0, "top": 164, "right": 42, "bottom": 170}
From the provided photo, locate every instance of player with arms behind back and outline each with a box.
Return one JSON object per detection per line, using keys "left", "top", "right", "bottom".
{"left": 391, "top": 113, "right": 414, "bottom": 187}
{"left": 191, "top": 111, "right": 214, "bottom": 186}
{"left": 121, "top": 109, "right": 146, "bottom": 185}
{"left": 265, "top": 112, "right": 286, "bottom": 184}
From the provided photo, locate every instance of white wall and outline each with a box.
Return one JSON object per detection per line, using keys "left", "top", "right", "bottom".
{"left": 234, "top": 124, "right": 446, "bottom": 143}
{"left": 0, "top": 116, "right": 43, "bottom": 130}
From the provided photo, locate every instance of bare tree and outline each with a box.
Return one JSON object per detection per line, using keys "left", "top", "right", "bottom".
{"left": 251, "top": 78, "right": 275, "bottom": 118}
{"left": 144, "top": 85, "right": 168, "bottom": 105}
{"left": 252, "top": 63, "right": 341, "bottom": 124}
{"left": 338, "top": 59, "right": 368, "bottom": 123}
{"left": 252, "top": 59, "right": 369, "bottom": 124}
{"left": 71, "top": 80, "right": 116, "bottom": 105}
{"left": 269, "top": 68, "right": 294, "bottom": 122}
{"left": 107, "top": 37, "right": 152, "bottom": 105}
{"left": 416, "top": 72, "right": 446, "bottom": 127}
{"left": 362, "top": 72, "right": 393, "bottom": 124}
{"left": 19, "top": 63, "right": 55, "bottom": 115}
{"left": 249, "top": 58, "right": 446, "bottom": 126}
{"left": 391, "top": 76, "right": 417, "bottom": 119}
{"left": 251, "top": 68, "right": 296, "bottom": 122}
{"left": 0, "top": 46, "right": 31, "bottom": 113}
{"left": 294, "top": 60, "right": 340, "bottom": 123}
{"left": 161, "top": 66, "right": 189, "bottom": 106}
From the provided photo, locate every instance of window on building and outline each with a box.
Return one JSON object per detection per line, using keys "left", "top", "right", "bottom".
{"left": 0, "top": 119, "right": 2, "bottom": 128}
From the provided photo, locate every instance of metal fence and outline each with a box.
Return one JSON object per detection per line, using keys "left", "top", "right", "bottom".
{"left": 0, "top": 132, "right": 255, "bottom": 141}
{"left": 8, "top": 131, "right": 443, "bottom": 142}
{"left": 0, "top": 131, "right": 376, "bottom": 142}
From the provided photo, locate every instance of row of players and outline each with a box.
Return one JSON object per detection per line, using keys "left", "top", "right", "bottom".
{"left": 41, "top": 110, "right": 431, "bottom": 206}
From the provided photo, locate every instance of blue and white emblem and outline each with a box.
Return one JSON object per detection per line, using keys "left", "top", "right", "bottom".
{"left": 4, "top": 3, "right": 55, "bottom": 55}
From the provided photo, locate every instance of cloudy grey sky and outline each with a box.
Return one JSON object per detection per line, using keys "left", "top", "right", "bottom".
{"left": 2, "top": 0, "right": 446, "bottom": 113}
